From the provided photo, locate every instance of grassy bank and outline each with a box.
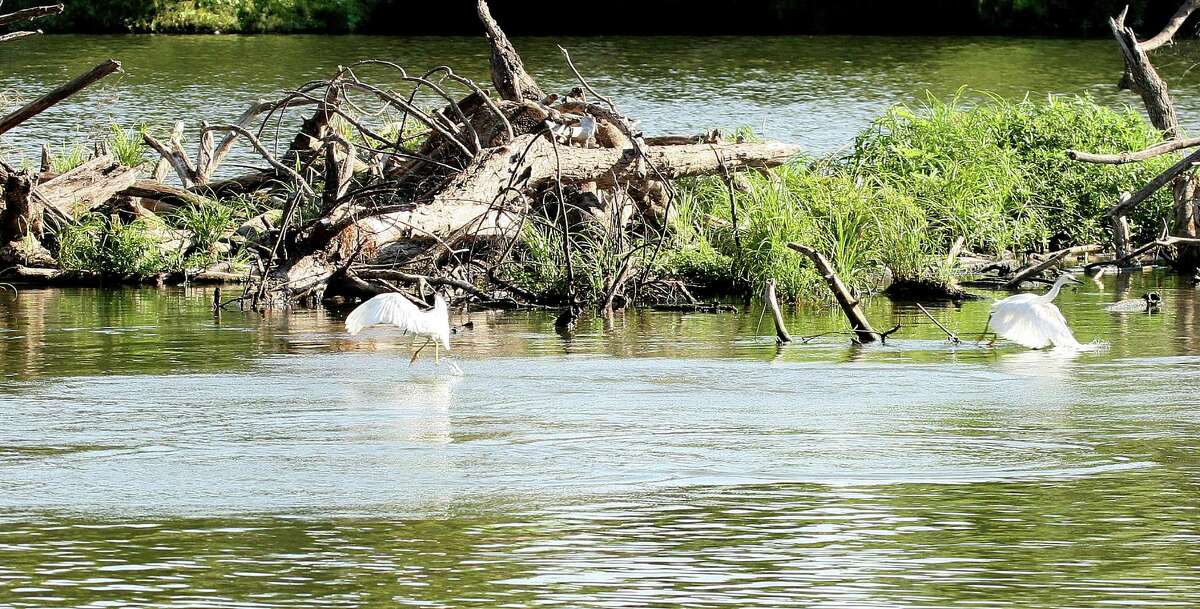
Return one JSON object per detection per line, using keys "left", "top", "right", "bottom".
{"left": 0, "top": 0, "right": 1184, "bottom": 35}
{"left": 660, "top": 94, "right": 1173, "bottom": 301}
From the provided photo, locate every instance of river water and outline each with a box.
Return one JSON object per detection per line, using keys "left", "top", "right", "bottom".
{"left": 2, "top": 34, "right": 1200, "bottom": 608}
{"left": 6, "top": 35, "right": 1200, "bottom": 162}
{"left": 0, "top": 270, "right": 1198, "bottom": 607}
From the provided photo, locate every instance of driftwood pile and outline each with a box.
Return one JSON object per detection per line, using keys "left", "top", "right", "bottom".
{"left": 0, "top": 0, "right": 800, "bottom": 319}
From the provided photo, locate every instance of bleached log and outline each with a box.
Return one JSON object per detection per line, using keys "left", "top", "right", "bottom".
{"left": 36, "top": 155, "right": 140, "bottom": 217}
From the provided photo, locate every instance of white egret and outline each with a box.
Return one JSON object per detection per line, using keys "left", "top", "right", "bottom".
{"left": 345, "top": 293, "right": 451, "bottom": 364}
{"left": 986, "top": 273, "right": 1083, "bottom": 349}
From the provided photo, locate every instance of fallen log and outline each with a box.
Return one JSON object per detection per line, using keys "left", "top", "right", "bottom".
{"left": 121, "top": 179, "right": 211, "bottom": 208}
{"left": 1084, "top": 234, "right": 1200, "bottom": 271}
{"left": 35, "top": 155, "right": 140, "bottom": 217}
{"left": 0, "top": 265, "right": 99, "bottom": 284}
{"left": 0, "top": 59, "right": 121, "bottom": 136}
{"left": 315, "top": 133, "right": 800, "bottom": 251}
{"left": 1003, "top": 248, "right": 1072, "bottom": 288}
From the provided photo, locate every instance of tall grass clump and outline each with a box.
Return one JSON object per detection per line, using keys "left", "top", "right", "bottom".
{"left": 668, "top": 93, "right": 1176, "bottom": 301}
{"left": 108, "top": 124, "right": 149, "bottom": 168}
{"left": 672, "top": 166, "right": 933, "bottom": 300}
{"left": 47, "top": 144, "right": 89, "bottom": 173}
{"left": 57, "top": 213, "right": 181, "bottom": 277}
{"left": 850, "top": 92, "right": 1175, "bottom": 249}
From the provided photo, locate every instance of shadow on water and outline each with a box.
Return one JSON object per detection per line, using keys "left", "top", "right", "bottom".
{"left": 0, "top": 271, "right": 1197, "bottom": 607}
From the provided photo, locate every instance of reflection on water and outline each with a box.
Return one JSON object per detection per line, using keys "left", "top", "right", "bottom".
{"left": 0, "top": 271, "right": 1198, "bottom": 607}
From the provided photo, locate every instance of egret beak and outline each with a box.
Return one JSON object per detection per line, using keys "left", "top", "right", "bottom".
{"left": 1066, "top": 275, "right": 1084, "bottom": 285}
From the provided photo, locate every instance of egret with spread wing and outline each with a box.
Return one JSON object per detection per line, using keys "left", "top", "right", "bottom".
{"left": 346, "top": 293, "right": 451, "bottom": 364}
{"left": 986, "top": 273, "right": 1083, "bottom": 349}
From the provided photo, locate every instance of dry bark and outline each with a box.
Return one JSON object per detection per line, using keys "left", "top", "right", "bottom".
{"left": 476, "top": 0, "right": 544, "bottom": 102}
{"left": 0, "top": 169, "right": 41, "bottom": 241}
{"left": 787, "top": 243, "right": 884, "bottom": 344}
{"left": 764, "top": 279, "right": 792, "bottom": 343}
{"left": 0, "top": 4, "right": 63, "bottom": 28}
{"left": 35, "top": 155, "right": 140, "bottom": 217}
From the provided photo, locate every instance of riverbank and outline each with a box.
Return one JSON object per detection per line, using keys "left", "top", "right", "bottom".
{"left": 0, "top": 0, "right": 1192, "bottom": 35}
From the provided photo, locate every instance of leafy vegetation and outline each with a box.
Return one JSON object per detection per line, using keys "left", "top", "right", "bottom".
{"left": 56, "top": 194, "right": 261, "bottom": 278}
{"left": 57, "top": 213, "right": 181, "bottom": 276}
{"left": 660, "top": 94, "right": 1176, "bottom": 301}
{"left": 1, "top": 0, "right": 1179, "bottom": 35}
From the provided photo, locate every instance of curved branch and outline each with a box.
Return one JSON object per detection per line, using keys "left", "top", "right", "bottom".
{"left": 202, "top": 124, "right": 313, "bottom": 195}
{"left": 1067, "top": 135, "right": 1200, "bottom": 164}
{"left": 1140, "top": 0, "right": 1200, "bottom": 51}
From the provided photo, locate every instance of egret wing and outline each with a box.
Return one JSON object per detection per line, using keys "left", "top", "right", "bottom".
{"left": 345, "top": 293, "right": 423, "bottom": 335}
{"left": 1030, "top": 302, "right": 1081, "bottom": 348}
{"left": 989, "top": 301, "right": 1052, "bottom": 349}
{"left": 989, "top": 298, "right": 1080, "bottom": 349}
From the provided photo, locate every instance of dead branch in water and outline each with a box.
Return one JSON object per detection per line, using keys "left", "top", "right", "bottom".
{"left": 764, "top": 278, "right": 791, "bottom": 343}
{"left": 786, "top": 243, "right": 896, "bottom": 344}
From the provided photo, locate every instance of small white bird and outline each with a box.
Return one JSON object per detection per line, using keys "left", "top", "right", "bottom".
{"left": 987, "top": 273, "right": 1083, "bottom": 349}
{"left": 345, "top": 293, "right": 451, "bottom": 364}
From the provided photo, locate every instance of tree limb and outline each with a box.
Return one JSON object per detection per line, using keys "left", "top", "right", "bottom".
{"left": 0, "top": 59, "right": 121, "bottom": 136}
{"left": 1108, "top": 145, "right": 1200, "bottom": 217}
{"left": 1140, "top": 0, "right": 1200, "bottom": 51}
{"left": 0, "top": 3, "right": 62, "bottom": 28}
{"left": 476, "top": 0, "right": 544, "bottom": 102}
{"left": 1068, "top": 135, "right": 1200, "bottom": 164}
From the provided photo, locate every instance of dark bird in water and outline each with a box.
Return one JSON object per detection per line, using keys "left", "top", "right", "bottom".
{"left": 1105, "top": 292, "right": 1162, "bottom": 313}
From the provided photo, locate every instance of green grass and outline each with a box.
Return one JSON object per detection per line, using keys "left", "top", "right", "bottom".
{"left": 57, "top": 194, "right": 265, "bottom": 278}
{"left": 47, "top": 144, "right": 89, "bottom": 173}
{"left": 57, "top": 213, "right": 182, "bottom": 277}
{"left": 108, "top": 124, "right": 149, "bottom": 168}
{"left": 663, "top": 93, "right": 1177, "bottom": 302}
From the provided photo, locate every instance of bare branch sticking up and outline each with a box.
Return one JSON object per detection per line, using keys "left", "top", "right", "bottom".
{"left": 786, "top": 242, "right": 883, "bottom": 344}
{"left": 476, "top": 0, "right": 544, "bottom": 102}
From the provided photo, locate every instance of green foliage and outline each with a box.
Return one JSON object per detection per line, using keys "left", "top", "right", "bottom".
{"left": 669, "top": 94, "right": 1177, "bottom": 301}
{"left": 2, "top": 0, "right": 1179, "bottom": 35}
{"left": 48, "top": 144, "right": 89, "bottom": 173}
{"left": 674, "top": 166, "right": 933, "bottom": 301}
{"left": 57, "top": 214, "right": 181, "bottom": 277}
{"left": 851, "top": 92, "right": 1174, "bottom": 250}
{"left": 108, "top": 124, "right": 149, "bottom": 168}
{"left": 170, "top": 200, "right": 238, "bottom": 255}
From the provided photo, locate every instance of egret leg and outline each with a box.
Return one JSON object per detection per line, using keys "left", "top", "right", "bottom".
{"left": 975, "top": 313, "right": 996, "bottom": 346}
{"left": 434, "top": 342, "right": 440, "bottom": 365}
{"left": 410, "top": 338, "right": 431, "bottom": 365}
